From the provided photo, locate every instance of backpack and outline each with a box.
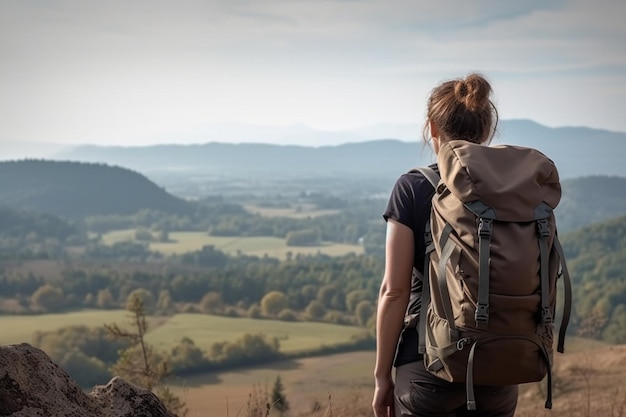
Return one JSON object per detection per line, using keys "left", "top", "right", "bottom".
{"left": 410, "top": 140, "right": 573, "bottom": 410}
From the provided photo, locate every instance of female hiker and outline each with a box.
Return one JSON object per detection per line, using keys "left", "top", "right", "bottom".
{"left": 372, "top": 73, "right": 519, "bottom": 417}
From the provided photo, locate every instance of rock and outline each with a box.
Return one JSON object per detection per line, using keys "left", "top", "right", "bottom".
{"left": 0, "top": 343, "right": 177, "bottom": 417}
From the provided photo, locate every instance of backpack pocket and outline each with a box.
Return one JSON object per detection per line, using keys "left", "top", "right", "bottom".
{"left": 423, "top": 305, "right": 551, "bottom": 386}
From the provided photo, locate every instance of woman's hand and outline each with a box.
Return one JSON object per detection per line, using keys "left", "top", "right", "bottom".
{"left": 372, "top": 376, "right": 395, "bottom": 417}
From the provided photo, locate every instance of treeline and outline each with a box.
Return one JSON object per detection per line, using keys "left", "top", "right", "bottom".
{"left": 31, "top": 323, "right": 375, "bottom": 388}
{"left": 2, "top": 250, "right": 383, "bottom": 326}
{"left": 5, "top": 205, "right": 626, "bottom": 346}
{"left": 0, "top": 206, "right": 86, "bottom": 259}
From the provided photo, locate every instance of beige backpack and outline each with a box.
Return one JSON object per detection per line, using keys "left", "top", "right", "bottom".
{"left": 412, "top": 140, "right": 573, "bottom": 410}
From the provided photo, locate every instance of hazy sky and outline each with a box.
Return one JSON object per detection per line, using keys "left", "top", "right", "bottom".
{"left": 1, "top": 0, "right": 624, "bottom": 146}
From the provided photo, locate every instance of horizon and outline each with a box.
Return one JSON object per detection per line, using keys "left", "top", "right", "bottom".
{"left": 2, "top": 118, "right": 622, "bottom": 155}
{"left": 1, "top": 1, "right": 625, "bottom": 147}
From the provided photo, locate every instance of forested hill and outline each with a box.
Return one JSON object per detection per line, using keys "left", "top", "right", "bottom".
{"left": 557, "top": 176, "right": 626, "bottom": 232}
{"left": 561, "top": 214, "right": 626, "bottom": 343}
{"left": 0, "top": 160, "right": 192, "bottom": 219}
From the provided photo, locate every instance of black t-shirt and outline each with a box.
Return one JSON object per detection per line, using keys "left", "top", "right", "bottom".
{"left": 382, "top": 164, "right": 438, "bottom": 367}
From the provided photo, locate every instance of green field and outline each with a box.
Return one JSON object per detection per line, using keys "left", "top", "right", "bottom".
{"left": 145, "top": 314, "right": 366, "bottom": 353}
{"left": 101, "top": 230, "right": 364, "bottom": 258}
{"left": 0, "top": 310, "right": 152, "bottom": 345}
{"left": 0, "top": 310, "right": 366, "bottom": 355}
{"left": 244, "top": 204, "right": 341, "bottom": 219}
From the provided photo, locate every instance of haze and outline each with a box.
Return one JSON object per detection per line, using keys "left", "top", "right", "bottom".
{"left": 1, "top": 0, "right": 625, "bottom": 147}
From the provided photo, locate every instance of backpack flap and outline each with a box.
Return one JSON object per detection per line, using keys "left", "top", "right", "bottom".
{"left": 437, "top": 140, "right": 561, "bottom": 222}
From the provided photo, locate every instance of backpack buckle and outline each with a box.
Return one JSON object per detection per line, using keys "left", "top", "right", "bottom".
{"left": 542, "top": 307, "right": 553, "bottom": 324}
{"left": 475, "top": 303, "right": 489, "bottom": 325}
{"left": 478, "top": 218, "right": 493, "bottom": 237}
{"left": 537, "top": 219, "right": 550, "bottom": 238}
{"left": 424, "top": 229, "right": 433, "bottom": 246}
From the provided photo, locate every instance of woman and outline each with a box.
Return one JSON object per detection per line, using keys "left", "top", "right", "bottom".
{"left": 372, "top": 73, "right": 519, "bottom": 417}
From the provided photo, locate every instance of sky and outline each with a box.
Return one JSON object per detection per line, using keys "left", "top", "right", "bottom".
{"left": 1, "top": 0, "right": 625, "bottom": 147}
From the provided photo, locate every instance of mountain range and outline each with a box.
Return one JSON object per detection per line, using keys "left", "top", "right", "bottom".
{"left": 3, "top": 120, "right": 625, "bottom": 182}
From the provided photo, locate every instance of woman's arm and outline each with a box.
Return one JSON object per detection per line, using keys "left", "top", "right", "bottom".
{"left": 372, "top": 218, "right": 415, "bottom": 416}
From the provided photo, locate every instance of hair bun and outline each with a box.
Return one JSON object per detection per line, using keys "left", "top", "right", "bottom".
{"left": 454, "top": 74, "right": 492, "bottom": 112}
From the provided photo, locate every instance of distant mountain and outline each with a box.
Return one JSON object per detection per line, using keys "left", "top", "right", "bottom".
{"left": 0, "top": 160, "right": 191, "bottom": 219}
{"left": 557, "top": 176, "right": 626, "bottom": 232}
{"left": 49, "top": 120, "right": 625, "bottom": 181}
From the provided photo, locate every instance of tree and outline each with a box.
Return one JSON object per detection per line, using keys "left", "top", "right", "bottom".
{"left": 305, "top": 300, "right": 326, "bottom": 321}
{"left": 125, "top": 288, "right": 155, "bottom": 313}
{"left": 105, "top": 295, "right": 188, "bottom": 416}
{"left": 200, "top": 291, "right": 222, "bottom": 313}
{"left": 285, "top": 229, "right": 320, "bottom": 246}
{"left": 31, "top": 284, "right": 65, "bottom": 312}
{"left": 355, "top": 300, "right": 375, "bottom": 327}
{"left": 345, "top": 289, "right": 370, "bottom": 313}
{"left": 317, "top": 284, "right": 337, "bottom": 308}
{"left": 96, "top": 288, "right": 115, "bottom": 309}
{"left": 260, "top": 291, "right": 288, "bottom": 316}
{"left": 271, "top": 375, "right": 290, "bottom": 414}
{"left": 277, "top": 308, "right": 297, "bottom": 321}
{"left": 169, "top": 337, "right": 209, "bottom": 373}
{"left": 156, "top": 289, "right": 173, "bottom": 314}
{"left": 247, "top": 304, "right": 262, "bottom": 318}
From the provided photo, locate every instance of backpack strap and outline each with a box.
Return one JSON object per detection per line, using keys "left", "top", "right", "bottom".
{"left": 436, "top": 224, "right": 459, "bottom": 335}
{"left": 412, "top": 166, "right": 440, "bottom": 355}
{"left": 475, "top": 217, "right": 493, "bottom": 328}
{"left": 464, "top": 201, "right": 497, "bottom": 329}
{"left": 411, "top": 167, "right": 439, "bottom": 188}
{"left": 537, "top": 219, "right": 553, "bottom": 325}
{"left": 553, "top": 235, "right": 573, "bottom": 353}
{"left": 417, "top": 220, "right": 434, "bottom": 355}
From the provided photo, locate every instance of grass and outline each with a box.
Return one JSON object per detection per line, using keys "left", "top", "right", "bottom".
{"left": 168, "top": 350, "right": 374, "bottom": 417}
{"left": 0, "top": 310, "right": 365, "bottom": 355}
{"left": 244, "top": 204, "right": 341, "bottom": 219}
{"left": 100, "top": 230, "right": 364, "bottom": 259}
{"left": 172, "top": 336, "right": 624, "bottom": 417}
{"left": 0, "top": 310, "right": 158, "bottom": 345}
{"left": 144, "top": 313, "right": 366, "bottom": 354}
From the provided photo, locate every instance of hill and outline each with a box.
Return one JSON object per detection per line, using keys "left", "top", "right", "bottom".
{"left": 556, "top": 175, "right": 626, "bottom": 232}
{"left": 0, "top": 160, "right": 192, "bottom": 219}
{"left": 561, "top": 214, "right": 626, "bottom": 343}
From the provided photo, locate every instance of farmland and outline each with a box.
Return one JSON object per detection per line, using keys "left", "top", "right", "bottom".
{"left": 101, "top": 229, "right": 364, "bottom": 258}
{"left": 0, "top": 310, "right": 367, "bottom": 355}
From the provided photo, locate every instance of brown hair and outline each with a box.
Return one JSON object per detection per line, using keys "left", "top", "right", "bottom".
{"left": 423, "top": 73, "right": 498, "bottom": 146}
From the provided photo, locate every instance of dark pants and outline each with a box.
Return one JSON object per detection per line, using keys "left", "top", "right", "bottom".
{"left": 394, "top": 361, "right": 518, "bottom": 417}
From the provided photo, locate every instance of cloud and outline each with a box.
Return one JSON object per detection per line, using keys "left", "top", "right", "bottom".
{"left": 0, "top": 0, "right": 624, "bottom": 145}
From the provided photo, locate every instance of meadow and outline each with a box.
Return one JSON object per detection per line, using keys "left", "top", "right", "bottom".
{"left": 0, "top": 310, "right": 143, "bottom": 345}
{"left": 0, "top": 310, "right": 366, "bottom": 354}
{"left": 1, "top": 308, "right": 623, "bottom": 417}
{"left": 145, "top": 313, "right": 367, "bottom": 353}
{"left": 243, "top": 204, "right": 341, "bottom": 219}
{"left": 101, "top": 229, "right": 364, "bottom": 259}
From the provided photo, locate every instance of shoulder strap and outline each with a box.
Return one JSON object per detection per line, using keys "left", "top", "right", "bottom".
{"left": 409, "top": 167, "right": 440, "bottom": 189}
{"left": 553, "top": 235, "right": 573, "bottom": 353}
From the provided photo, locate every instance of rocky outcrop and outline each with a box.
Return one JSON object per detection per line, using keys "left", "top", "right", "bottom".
{"left": 0, "top": 343, "right": 176, "bottom": 417}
